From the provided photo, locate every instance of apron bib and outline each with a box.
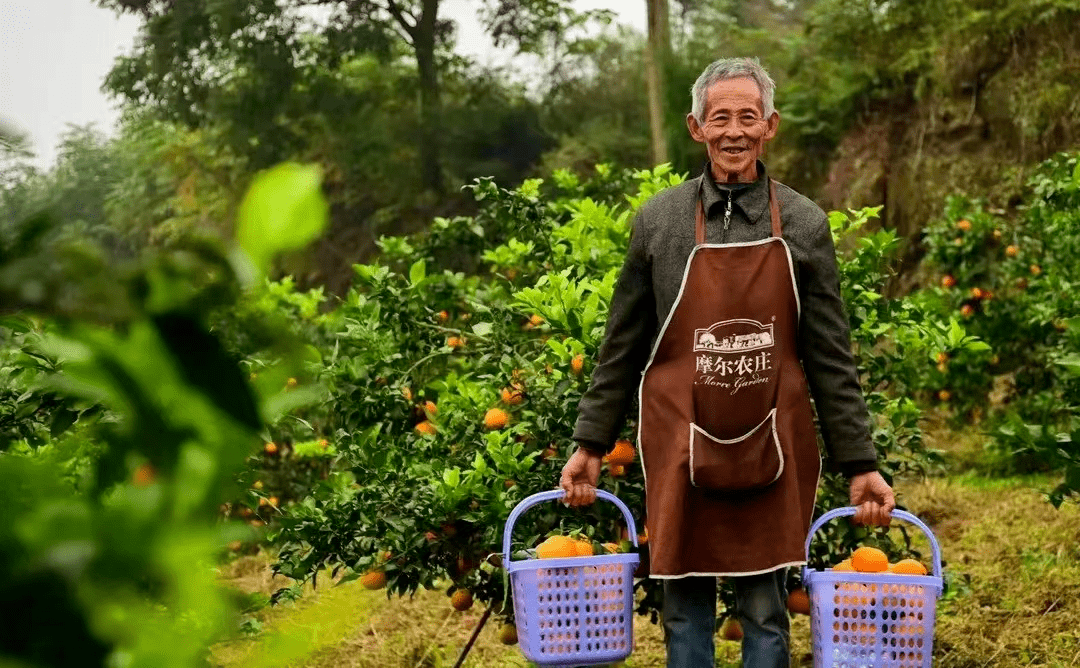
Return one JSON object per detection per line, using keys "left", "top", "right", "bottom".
{"left": 636, "top": 179, "right": 822, "bottom": 577}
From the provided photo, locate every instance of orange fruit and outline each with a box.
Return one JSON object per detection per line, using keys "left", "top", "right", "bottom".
{"left": 437, "top": 310, "right": 449, "bottom": 323}
{"left": 1005, "top": 244, "right": 1019, "bottom": 257}
{"left": 605, "top": 439, "right": 636, "bottom": 465}
{"left": 415, "top": 420, "right": 437, "bottom": 436}
{"left": 264, "top": 442, "right": 278, "bottom": 455}
{"left": 609, "top": 464, "right": 626, "bottom": 477}
{"left": 447, "top": 336, "right": 464, "bottom": 349}
{"left": 721, "top": 618, "right": 743, "bottom": 641}
{"left": 890, "top": 559, "right": 928, "bottom": 575}
{"left": 956, "top": 219, "right": 972, "bottom": 231}
{"left": 252, "top": 480, "right": 264, "bottom": 490}
{"left": 851, "top": 547, "right": 889, "bottom": 573}
{"left": 500, "top": 387, "right": 524, "bottom": 405}
{"left": 570, "top": 354, "right": 585, "bottom": 375}
{"left": 484, "top": 408, "right": 509, "bottom": 430}
{"left": 131, "top": 466, "right": 155, "bottom": 485}
{"left": 602, "top": 542, "right": 619, "bottom": 554}
{"left": 402, "top": 387, "right": 413, "bottom": 401}
{"left": 529, "top": 314, "right": 544, "bottom": 326}
{"left": 1030, "top": 264, "right": 1042, "bottom": 275}
{"left": 450, "top": 589, "right": 473, "bottom": 611}
{"left": 971, "top": 287, "right": 984, "bottom": 299}
{"left": 831, "top": 559, "right": 855, "bottom": 572}
{"left": 574, "top": 540, "right": 594, "bottom": 557}
{"left": 498, "top": 623, "right": 518, "bottom": 645}
{"left": 935, "top": 352, "right": 948, "bottom": 364}
{"left": 941, "top": 275, "right": 956, "bottom": 288}
{"left": 424, "top": 400, "right": 438, "bottom": 415}
{"left": 286, "top": 377, "right": 298, "bottom": 388}
{"left": 536, "top": 535, "right": 579, "bottom": 559}
{"left": 360, "top": 570, "right": 387, "bottom": 590}
{"left": 960, "top": 304, "right": 975, "bottom": 317}
{"left": 937, "top": 389, "right": 951, "bottom": 402}
{"left": 786, "top": 588, "right": 810, "bottom": 615}
{"left": 268, "top": 496, "right": 279, "bottom": 507}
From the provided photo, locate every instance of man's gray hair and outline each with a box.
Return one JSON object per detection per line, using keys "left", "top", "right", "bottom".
{"left": 690, "top": 57, "right": 776, "bottom": 122}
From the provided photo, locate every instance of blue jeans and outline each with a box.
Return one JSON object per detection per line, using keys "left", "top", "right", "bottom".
{"left": 661, "top": 569, "right": 790, "bottom": 668}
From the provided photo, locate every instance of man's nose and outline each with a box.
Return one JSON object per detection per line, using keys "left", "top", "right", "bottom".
{"left": 720, "top": 123, "right": 743, "bottom": 139}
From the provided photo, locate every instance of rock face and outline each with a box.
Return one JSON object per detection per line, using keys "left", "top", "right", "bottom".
{"left": 799, "top": 18, "right": 1080, "bottom": 293}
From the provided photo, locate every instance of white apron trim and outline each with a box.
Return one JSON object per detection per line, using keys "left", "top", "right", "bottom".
{"left": 689, "top": 407, "right": 785, "bottom": 487}
{"left": 647, "top": 559, "right": 808, "bottom": 579}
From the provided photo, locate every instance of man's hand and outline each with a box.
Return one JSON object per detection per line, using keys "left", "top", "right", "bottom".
{"left": 559, "top": 447, "right": 603, "bottom": 507}
{"left": 849, "top": 471, "right": 895, "bottom": 526}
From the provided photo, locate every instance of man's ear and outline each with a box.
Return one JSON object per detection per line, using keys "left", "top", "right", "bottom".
{"left": 686, "top": 113, "right": 706, "bottom": 143}
{"left": 763, "top": 111, "right": 780, "bottom": 141}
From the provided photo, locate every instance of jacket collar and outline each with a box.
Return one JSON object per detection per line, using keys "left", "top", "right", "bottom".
{"left": 699, "top": 160, "right": 771, "bottom": 226}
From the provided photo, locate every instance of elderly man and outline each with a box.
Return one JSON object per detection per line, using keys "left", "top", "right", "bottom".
{"left": 559, "top": 57, "right": 896, "bottom": 667}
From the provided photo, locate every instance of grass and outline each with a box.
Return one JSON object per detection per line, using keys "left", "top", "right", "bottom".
{"left": 210, "top": 441, "right": 1080, "bottom": 667}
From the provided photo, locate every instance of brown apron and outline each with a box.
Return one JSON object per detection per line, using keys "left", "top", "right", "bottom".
{"left": 636, "top": 179, "right": 822, "bottom": 577}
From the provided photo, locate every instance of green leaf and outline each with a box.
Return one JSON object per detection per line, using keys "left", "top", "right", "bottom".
{"left": 471, "top": 322, "right": 493, "bottom": 337}
{"left": 236, "top": 163, "right": 329, "bottom": 276}
{"left": 408, "top": 260, "right": 426, "bottom": 287}
{"left": 1055, "top": 353, "right": 1080, "bottom": 376}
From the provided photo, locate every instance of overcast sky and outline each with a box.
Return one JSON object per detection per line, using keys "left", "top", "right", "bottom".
{"left": 0, "top": 0, "right": 644, "bottom": 170}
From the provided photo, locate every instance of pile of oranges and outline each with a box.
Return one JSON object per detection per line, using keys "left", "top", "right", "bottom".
{"left": 534, "top": 534, "right": 628, "bottom": 558}
{"left": 830, "top": 546, "right": 928, "bottom": 575}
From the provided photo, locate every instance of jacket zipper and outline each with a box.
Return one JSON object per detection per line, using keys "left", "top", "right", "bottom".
{"left": 722, "top": 191, "right": 733, "bottom": 241}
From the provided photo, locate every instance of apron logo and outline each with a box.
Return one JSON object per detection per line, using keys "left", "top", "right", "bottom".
{"left": 693, "top": 318, "right": 776, "bottom": 394}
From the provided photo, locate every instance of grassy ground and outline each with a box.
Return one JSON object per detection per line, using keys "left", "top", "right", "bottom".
{"left": 210, "top": 426, "right": 1080, "bottom": 667}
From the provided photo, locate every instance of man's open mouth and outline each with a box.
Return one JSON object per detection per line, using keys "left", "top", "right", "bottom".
{"left": 722, "top": 147, "right": 748, "bottom": 155}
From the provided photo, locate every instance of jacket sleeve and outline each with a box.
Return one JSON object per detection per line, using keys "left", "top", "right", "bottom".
{"left": 796, "top": 211, "right": 879, "bottom": 475}
{"left": 572, "top": 211, "right": 658, "bottom": 454}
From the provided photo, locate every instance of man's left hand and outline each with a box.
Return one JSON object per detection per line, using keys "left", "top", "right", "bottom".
{"left": 849, "top": 471, "right": 895, "bottom": 526}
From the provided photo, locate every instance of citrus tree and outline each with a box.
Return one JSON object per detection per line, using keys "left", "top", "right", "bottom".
{"left": 913, "top": 150, "right": 1080, "bottom": 505}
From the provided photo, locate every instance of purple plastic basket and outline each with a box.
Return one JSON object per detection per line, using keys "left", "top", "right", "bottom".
{"left": 803, "top": 507, "right": 944, "bottom": 668}
{"left": 503, "top": 489, "right": 640, "bottom": 668}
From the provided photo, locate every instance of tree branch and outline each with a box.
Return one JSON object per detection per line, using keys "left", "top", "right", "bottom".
{"left": 381, "top": 0, "right": 418, "bottom": 42}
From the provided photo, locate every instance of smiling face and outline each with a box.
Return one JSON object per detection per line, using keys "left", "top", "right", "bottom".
{"left": 686, "top": 77, "right": 779, "bottom": 183}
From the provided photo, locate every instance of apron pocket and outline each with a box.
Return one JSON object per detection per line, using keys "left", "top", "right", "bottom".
{"left": 689, "top": 408, "right": 784, "bottom": 492}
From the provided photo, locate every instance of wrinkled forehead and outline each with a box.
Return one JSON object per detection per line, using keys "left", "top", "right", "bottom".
{"left": 703, "top": 77, "right": 764, "bottom": 115}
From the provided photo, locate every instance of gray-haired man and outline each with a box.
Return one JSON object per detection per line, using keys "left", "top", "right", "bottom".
{"left": 559, "top": 57, "right": 895, "bottom": 667}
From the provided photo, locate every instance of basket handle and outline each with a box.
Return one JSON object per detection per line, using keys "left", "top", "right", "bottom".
{"left": 503, "top": 489, "right": 640, "bottom": 565}
{"left": 803, "top": 507, "right": 942, "bottom": 579}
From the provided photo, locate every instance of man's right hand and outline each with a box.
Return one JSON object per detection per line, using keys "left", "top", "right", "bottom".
{"left": 559, "top": 446, "right": 603, "bottom": 506}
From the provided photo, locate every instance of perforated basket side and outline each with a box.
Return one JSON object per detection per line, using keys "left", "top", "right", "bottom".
{"left": 509, "top": 555, "right": 638, "bottom": 667}
{"left": 807, "top": 571, "right": 940, "bottom": 668}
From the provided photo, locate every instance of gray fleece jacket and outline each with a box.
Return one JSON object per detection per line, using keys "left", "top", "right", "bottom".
{"left": 572, "top": 161, "right": 879, "bottom": 477}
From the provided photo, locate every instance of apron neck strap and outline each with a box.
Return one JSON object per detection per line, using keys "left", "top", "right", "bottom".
{"left": 769, "top": 178, "right": 783, "bottom": 238}
{"left": 695, "top": 177, "right": 783, "bottom": 245}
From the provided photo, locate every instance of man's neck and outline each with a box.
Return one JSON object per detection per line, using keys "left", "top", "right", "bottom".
{"left": 708, "top": 161, "right": 763, "bottom": 187}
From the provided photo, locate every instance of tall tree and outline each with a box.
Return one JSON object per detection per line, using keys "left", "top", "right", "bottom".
{"left": 97, "top": 0, "right": 606, "bottom": 196}
{"left": 645, "top": 0, "right": 671, "bottom": 166}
